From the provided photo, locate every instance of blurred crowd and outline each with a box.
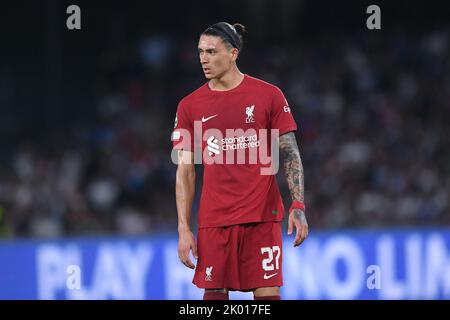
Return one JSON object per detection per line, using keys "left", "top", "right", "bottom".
{"left": 1, "top": 29, "right": 449, "bottom": 238}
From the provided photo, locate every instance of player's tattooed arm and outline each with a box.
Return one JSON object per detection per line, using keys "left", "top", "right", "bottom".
{"left": 279, "top": 132, "right": 304, "bottom": 203}
{"left": 279, "top": 132, "right": 308, "bottom": 246}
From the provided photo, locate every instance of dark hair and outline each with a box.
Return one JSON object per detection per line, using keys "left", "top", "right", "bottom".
{"left": 202, "top": 22, "right": 247, "bottom": 51}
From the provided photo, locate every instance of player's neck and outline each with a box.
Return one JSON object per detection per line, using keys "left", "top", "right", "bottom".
{"left": 209, "top": 68, "right": 244, "bottom": 91}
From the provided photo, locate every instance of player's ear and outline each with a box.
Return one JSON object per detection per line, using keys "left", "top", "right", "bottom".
{"left": 231, "top": 48, "right": 239, "bottom": 62}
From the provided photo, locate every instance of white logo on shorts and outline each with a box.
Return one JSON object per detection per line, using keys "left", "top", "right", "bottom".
{"left": 263, "top": 272, "right": 278, "bottom": 280}
{"left": 205, "top": 266, "right": 213, "bottom": 281}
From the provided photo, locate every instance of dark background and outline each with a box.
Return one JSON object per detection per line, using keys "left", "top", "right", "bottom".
{"left": 0, "top": 0, "right": 449, "bottom": 238}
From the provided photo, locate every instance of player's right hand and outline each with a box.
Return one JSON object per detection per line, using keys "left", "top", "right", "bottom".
{"left": 178, "top": 230, "right": 198, "bottom": 269}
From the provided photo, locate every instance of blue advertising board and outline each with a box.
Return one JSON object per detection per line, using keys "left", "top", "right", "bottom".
{"left": 0, "top": 228, "right": 449, "bottom": 299}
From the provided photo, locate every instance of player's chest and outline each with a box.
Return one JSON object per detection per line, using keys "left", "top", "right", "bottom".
{"left": 193, "top": 95, "right": 270, "bottom": 131}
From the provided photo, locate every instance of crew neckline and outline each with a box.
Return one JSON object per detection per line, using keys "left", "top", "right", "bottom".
{"left": 206, "top": 74, "right": 247, "bottom": 93}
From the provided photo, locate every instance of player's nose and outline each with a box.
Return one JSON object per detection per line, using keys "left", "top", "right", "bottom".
{"left": 200, "top": 55, "right": 208, "bottom": 65}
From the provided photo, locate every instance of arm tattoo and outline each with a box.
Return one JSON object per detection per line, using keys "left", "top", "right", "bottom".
{"left": 279, "top": 132, "right": 304, "bottom": 203}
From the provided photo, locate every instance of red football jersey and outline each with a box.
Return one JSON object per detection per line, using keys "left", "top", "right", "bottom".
{"left": 172, "top": 74, "right": 297, "bottom": 228}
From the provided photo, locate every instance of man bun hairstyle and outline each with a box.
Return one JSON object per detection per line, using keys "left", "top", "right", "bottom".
{"left": 202, "top": 22, "right": 247, "bottom": 51}
{"left": 232, "top": 23, "right": 247, "bottom": 37}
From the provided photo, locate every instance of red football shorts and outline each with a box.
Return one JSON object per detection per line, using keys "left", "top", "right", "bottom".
{"left": 193, "top": 221, "right": 283, "bottom": 291}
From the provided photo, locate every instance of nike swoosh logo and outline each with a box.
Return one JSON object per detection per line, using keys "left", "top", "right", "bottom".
{"left": 263, "top": 273, "right": 278, "bottom": 280}
{"left": 201, "top": 114, "right": 218, "bottom": 122}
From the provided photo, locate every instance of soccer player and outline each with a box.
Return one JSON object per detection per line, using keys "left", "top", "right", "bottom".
{"left": 172, "top": 22, "right": 307, "bottom": 300}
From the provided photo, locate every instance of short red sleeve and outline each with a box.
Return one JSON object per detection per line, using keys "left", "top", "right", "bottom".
{"left": 270, "top": 86, "right": 297, "bottom": 135}
{"left": 171, "top": 100, "right": 194, "bottom": 151}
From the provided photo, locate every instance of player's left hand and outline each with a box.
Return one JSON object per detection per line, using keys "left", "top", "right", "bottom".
{"left": 288, "top": 209, "right": 308, "bottom": 247}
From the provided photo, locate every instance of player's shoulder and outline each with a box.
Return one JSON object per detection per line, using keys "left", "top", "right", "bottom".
{"left": 178, "top": 82, "right": 209, "bottom": 107}
{"left": 245, "top": 74, "right": 283, "bottom": 94}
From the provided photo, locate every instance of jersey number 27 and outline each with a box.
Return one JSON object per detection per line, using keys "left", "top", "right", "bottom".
{"left": 260, "top": 246, "right": 281, "bottom": 271}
